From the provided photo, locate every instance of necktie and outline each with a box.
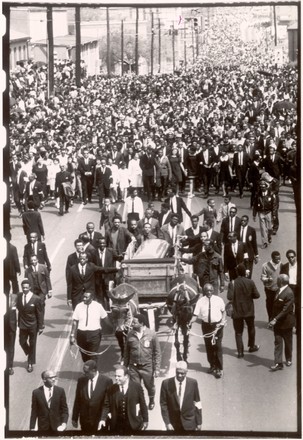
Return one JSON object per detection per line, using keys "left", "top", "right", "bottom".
{"left": 239, "top": 152, "right": 242, "bottom": 166}
{"left": 31, "top": 243, "right": 35, "bottom": 253}
{"left": 81, "top": 265, "right": 85, "bottom": 276}
{"left": 178, "top": 382, "right": 182, "bottom": 407}
{"left": 90, "top": 379, "right": 94, "bottom": 398}
{"left": 121, "top": 385, "right": 124, "bottom": 395}
{"left": 99, "top": 251, "right": 103, "bottom": 266}
{"left": 86, "top": 304, "right": 89, "bottom": 326}
{"left": 132, "top": 199, "right": 134, "bottom": 213}
{"left": 241, "top": 227, "right": 244, "bottom": 241}
{"left": 230, "top": 218, "right": 233, "bottom": 232}
{"left": 48, "top": 388, "right": 52, "bottom": 408}
{"left": 233, "top": 244, "right": 237, "bottom": 257}
{"left": 23, "top": 294, "right": 27, "bottom": 306}
{"left": 89, "top": 233, "right": 93, "bottom": 243}
{"left": 171, "top": 227, "right": 175, "bottom": 244}
{"left": 208, "top": 298, "right": 211, "bottom": 323}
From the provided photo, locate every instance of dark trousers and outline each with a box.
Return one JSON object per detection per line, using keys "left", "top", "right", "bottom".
{"left": 265, "top": 288, "right": 277, "bottom": 320}
{"left": 4, "top": 275, "right": 19, "bottom": 294}
{"left": 289, "top": 284, "right": 299, "bottom": 333}
{"left": 201, "top": 322, "right": 223, "bottom": 370}
{"left": 201, "top": 168, "right": 213, "bottom": 196}
{"left": 159, "top": 176, "right": 169, "bottom": 198}
{"left": 97, "top": 183, "right": 110, "bottom": 208}
{"left": 232, "top": 316, "right": 256, "bottom": 353}
{"left": 19, "top": 326, "right": 37, "bottom": 364}
{"left": 274, "top": 327, "right": 293, "bottom": 364}
{"left": 77, "top": 329, "right": 101, "bottom": 362}
{"left": 5, "top": 310, "right": 17, "bottom": 368}
{"left": 143, "top": 175, "right": 154, "bottom": 201}
{"left": 81, "top": 176, "right": 94, "bottom": 202}
{"left": 128, "top": 364, "right": 155, "bottom": 398}
{"left": 59, "top": 194, "right": 70, "bottom": 214}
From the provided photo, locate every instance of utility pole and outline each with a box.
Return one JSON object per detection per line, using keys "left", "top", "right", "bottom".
{"left": 135, "top": 7, "right": 139, "bottom": 74}
{"left": 121, "top": 19, "right": 124, "bottom": 76}
{"left": 151, "top": 11, "right": 154, "bottom": 75}
{"left": 172, "top": 22, "right": 175, "bottom": 73}
{"left": 158, "top": 18, "right": 161, "bottom": 73}
{"left": 273, "top": 5, "right": 278, "bottom": 46}
{"left": 106, "top": 7, "right": 110, "bottom": 76}
{"left": 184, "top": 23, "right": 187, "bottom": 70}
{"left": 75, "top": 6, "right": 81, "bottom": 87}
{"left": 46, "top": 6, "right": 54, "bottom": 97}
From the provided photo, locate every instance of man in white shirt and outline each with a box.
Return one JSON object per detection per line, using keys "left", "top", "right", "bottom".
{"left": 190, "top": 284, "right": 226, "bottom": 378}
{"left": 70, "top": 291, "right": 112, "bottom": 362}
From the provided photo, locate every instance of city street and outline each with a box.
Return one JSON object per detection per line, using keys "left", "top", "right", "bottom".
{"left": 7, "top": 184, "right": 298, "bottom": 435}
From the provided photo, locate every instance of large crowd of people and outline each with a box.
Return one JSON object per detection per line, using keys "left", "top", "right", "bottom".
{"left": 6, "top": 8, "right": 298, "bottom": 434}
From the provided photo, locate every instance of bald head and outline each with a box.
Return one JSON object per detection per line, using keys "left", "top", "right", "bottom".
{"left": 277, "top": 274, "right": 289, "bottom": 287}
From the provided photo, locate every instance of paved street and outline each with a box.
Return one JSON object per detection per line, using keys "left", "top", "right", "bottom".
{"left": 6, "top": 183, "right": 298, "bottom": 435}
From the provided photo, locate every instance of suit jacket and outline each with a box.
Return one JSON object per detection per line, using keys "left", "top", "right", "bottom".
{"left": 25, "top": 180, "right": 44, "bottom": 207}
{"left": 55, "top": 170, "right": 73, "bottom": 198}
{"left": 220, "top": 216, "right": 241, "bottom": 244}
{"left": 23, "top": 241, "right": 51, "bottom": 271}
{"left": 160, "top": 377, "right": 202, "bottom": 431}
{"left": 22, "top": 210, "right": 45, "bottom": 240}
{"left": 16, "top": 291, "right": 44, "bottom": 330}
{"left": 30, "top": 385, "right": 68, "bottom": 431}
{"left": 224, "top": 241, "right": 248, "bottom": 273}
{"left": 233, "top": 151, "right": 250, "bottom": 175}
{"left": 101, "top": 381, "right": 148, "bottom": 432}
{"left": 160, "top": 224, "right": 185, "bottom": 246}
{"left": 78, "top": 157, "right": 95, "bottom": 178}
{"left": 164, "top": 196, "right": 191, "bottom": 223}
{"left": 95, "top": 166, "right": 112, "bottom": 189}
{"left": 196, "top": 149, "right": 216, "bottom": 169}
{"left": 25, "top": 264, "right": 52, "bottom": 295}
{"left": 140, "top": 153, "right": 156, "bottom": 177}
{"left": 227, "top": 276, "right": 260, "bottom": 319}
{"left": 239, "top": 225, "right": 258, "bottom": 261}
{"left": 6, "top": 242, "right": 20, "bottom": 279}
{"left": 271, "top": 285, "right": 295, "bottom": 329}
{"left": 99, "top": 205, "right": 120, "bottom": 230}
{"left": 105, "top": 226, "right": 133, "bottom": 255}
{"left": 158, "top": 212, "right": 173, "bottom": 228}
{"left": 185, "top": 226, "right": 204, "bottom": 238}
{"left": 72, "top": 374, "right": 113, "bottom": 433}
{"left": 65, "top": 251, "right": 96, "bottom": 282}
{"left": 262, "top": 154, "right": 284, "bottom": 180}
{"left": 79, "top": 231, "right": 103, "bottom": 249}
{"left": 95, "top": 247, "right": 119, "bottom": 284}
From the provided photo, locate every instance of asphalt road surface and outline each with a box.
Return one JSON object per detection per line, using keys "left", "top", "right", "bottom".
{"left": 6, "top": 183, "right": 299, "bottom": 436}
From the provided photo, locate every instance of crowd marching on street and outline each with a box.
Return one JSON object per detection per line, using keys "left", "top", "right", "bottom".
{"left": 5, "top": 10, "right": 298, "bottom": 435}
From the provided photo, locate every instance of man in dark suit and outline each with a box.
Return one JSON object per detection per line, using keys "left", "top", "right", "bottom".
{"left": 196, "top": 144, "right": 216, "bottom": 197}
{"left": 268, "top": 274, "right": 296, "bottom": 371}
{"left": 30, "top": 370, "right": 68, "bottom": 433}
{"left": 72, "top": 360, "right": 113, "bottom": 434}
{"left": 4, "top": 235, "right": 21, "bottom": 295}
{"left": 110, "top": 144, "right": 124, "bottom": 167}
{"left": 67, "top": 252, "right": 118, "bottom": 310}
{"left": 22, "top": 200, "right": 45, "bottom": 241}
{"left": 262, "top": 145, "right": 284, "bottom": 180}
{"left": 160, "top": 214, "right": 185, "bottom": 256}
{"left": 239, "top": 215, "right": 259, "bottom": 277}
{"left": 227, "top": 263, "right": 260, "bottom": 358}
{"left": 203, "top": 219, "right": 223, "bottom": 255}
{"left": 281, "top": 250, "right": 299, "bottom": 333}
{"left": 95, "top": 157, "right": 113, "bottom": 209}
{"left": 140, "top": 147, "right": 156, "bottom": 202}
{"left": 25, "top": 173, "right": 44, "bottom": 210}
{"left": 16, "top": 279, "right": 44, "bottom": 372}
{"left": 158, "top": 202, "right": 173, "bottom": 228}
{"left": 25, "top": 255, "right": 52, "bottom": 320}
{"left": 79, "top": 222, "right": 103, "bottom": 249}
{"left": 224, "top": 232, "right": 249, "bottom": 280}
{"left": 160, "top": 360, "right": 202, "bottom": 431}
{"left": 55, "top": 163, "right": 73, "bottom": 215}
{"left": 23, "top": 232, "right": 51, "bottom": 272}
{"left": 95, "top": 237, "right": 121, "bottom": 309}
{"left": 99, "top": 197, "right": 119, "bottom": 232}
{"left": 105, "top": 216, "right": 135, "bottom": 257}
{"left": 11, "top": 161, "right": 27, "bottom": 215}
{"left": 78, "top": 149, "right": 95, "bottom": 204}
{"left": 220, "top": 206, "right": 241, "bottom": 245}
{"left": 100, "top": 365, "right": 148, "bottom": 434}
{"left": 137, "top": 208, "right": 161, "bottom": 237}
{"left": 185, "top": 215, "right": 204, "bottom": 239}
{"left": 165, "top": 187, "right": 191, "bottom": 223}
{"left": 232, "top": 144, "right": 250, "bottom": 198}
{"left": 5, "top": 292, "right": 17, "bottom": 374}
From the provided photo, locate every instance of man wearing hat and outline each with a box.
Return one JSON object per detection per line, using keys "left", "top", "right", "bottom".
{"left": 252, "top": 180, "right": 278, "bottom": 249}
{"left": 123, "top": 313, "right": 161, "bottom": 411}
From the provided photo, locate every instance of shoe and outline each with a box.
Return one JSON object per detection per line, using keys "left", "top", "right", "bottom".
{"left": 65, "top": 209, "right": 69, "bottom": 213}
{"left": 8, "top": 368, "right": 14, "bottom": 375}
{"left": 207, "top": 366, "right": 216, "bottom": 374}
{"left": 148, "top": 398, "right": 155, "bottom": 410}
{"left": 270, "top": 363, "right": 283, "bottom": 371}
{"left": 83, "top": 201, "right": 87, "bottom": 205}
{"left": 261, "top": 243, "right": 268, "bottom": 249}
{"left": 272, "top": 231, "right": 277, "bottom": 235}
{"left": 248, "top": 345, "right": 260, "bottom": 353}
{"left": 240, "top": 194, "right": 243, "bottom": 199}
{"left": 268, "top": 236, "right": 272, "bottom": 243}
{"left": 27, "top": 364, "right": 33, "bottom": 373}
{"left": 237, "top": 352, "right": 244, "bottom": 358}
{"left": 214, "top": 369, "right": 223, "bottom": 379}
{"left": 286, "top": 360, "right": 292, "bottom": 367}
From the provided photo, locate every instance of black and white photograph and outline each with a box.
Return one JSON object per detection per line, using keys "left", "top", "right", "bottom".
{"left": 3, "top": 1, "right": 300, "bottom": 438}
